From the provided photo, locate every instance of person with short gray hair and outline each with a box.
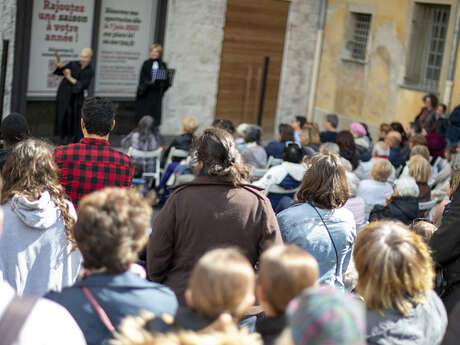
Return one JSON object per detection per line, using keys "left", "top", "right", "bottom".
{"left": 369, "top": 176, "right": 420, "bottom": 225}
{"left": 319, "top": 142, "right": 340, "bottom": 154}
{"left": 241, "top": 125, "right": 267, "bottom": 169}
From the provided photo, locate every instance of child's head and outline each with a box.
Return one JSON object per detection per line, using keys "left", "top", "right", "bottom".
{"left": 186, "top": 248, "right": 255, "bottom": 320}
{"left": 445, "top": 145, "right": 457, "bottom": 161}
{"left": 409, "top": 221, "right": 437, "bottom": 243}
{"left": 182, "top": 116, "right": 199, "bottom": 134}
{"left": 257, "top": 245, "right": 319, "bottom": 316}
{"left": 378, "top": 123, "right": 391, "bottom": 139}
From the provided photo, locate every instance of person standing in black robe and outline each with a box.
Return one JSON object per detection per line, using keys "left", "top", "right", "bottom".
{"left": 135, "top": 44, "right": 171, "bottom": 129}
{"left": 54, "top": 48, "right": 94, "bottom": 143}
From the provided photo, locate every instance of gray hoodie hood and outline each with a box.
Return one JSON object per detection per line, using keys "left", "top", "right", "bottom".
{"left": 9, "top": 191, "right": 61, "bottom": 230}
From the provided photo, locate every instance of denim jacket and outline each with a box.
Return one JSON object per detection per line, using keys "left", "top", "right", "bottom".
{"left": 277, "top": 202, "right": 356, "bottom": 288}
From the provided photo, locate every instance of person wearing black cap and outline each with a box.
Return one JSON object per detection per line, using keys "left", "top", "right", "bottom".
{"left": 0, "top": 113, "right": 30, "bottom": 169}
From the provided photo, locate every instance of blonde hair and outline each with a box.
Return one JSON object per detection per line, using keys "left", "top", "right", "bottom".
{"left": 150, "top": 44, "right": 163, "bottom": 54}
{"left": 370, "top": 159, "right": 392, "bottom": 182}
{"left": 354, "top": 221, "right": 434, "bottom": 316}
{"left": 258, "top": 245, "right": 319, "bottom": 315}
{"left": 408, "top": 154, "right": 431, "bottom": 183}
{"left": 410, "top": 145, "right": 430, "bottom": 162}
{"left": 183, "top": 116, "right": 199, "bottom": 134}
{"left": 409, "top": 221, "right": 437, "bottom": 243}
{"left": 299, "top": 124, "right": 321, "bottom": 147}
{"left": 188, "top": 248, "right": 255, "bottom": 320}
{"left": 81, "top": 48, "right": 93, "bottom": 58}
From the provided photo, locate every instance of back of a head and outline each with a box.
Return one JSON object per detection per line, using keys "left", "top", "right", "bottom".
{"left": 409, "top": 221, "right": 437, "bottom": 243}
{"left": 259, "top": 245, "right": 319, "bottom": 316}
{"left": 1, "top": 113, "right": 30, "bottom": 146}
{"left": 394, "top": 176, "right": 419, "bottom": 197}
{"left": 372, "top": 141, "right": 390, "bottom": 157}
{"left": 183, "top": 116, "right": 199, "bottom": 134}
{"left": 74, "top": 187, "right": 152, "bottom": 273}
{"left": 194, "top": 128, "right": 249, "bottom": 185}
{"left": 283, "top": 143, "right": 303, "bottom": 163}
{"left": 188, "top": 248, "right": 255, "bottom": 320}
{"left": 295, "top": 116, "right": 307, "bottom": 129}
{"left": 278, "top": 123, "right": 295, "bottom": 142}
{"left": 408, "top": 154, "right": 431, "bottom": 183}
{"left": 379, "top": 123, "right": 391, "bottom": 136}
{"left": 410, "top": 134, "right": 428, "bottom": 148}
{"left": 82, "top": 97, "right": 115, "bottom": 136}
{"left": 346, "top": 171, "right": 360, "bottom": 197}
{"left": 287, "top": 286, "right": 366, "bottom": 345}
{"left": 319, "top": 142, "right": 340, "bottom": 155}
{"left": 386, "top": 131, "right": 402, "bottom": 147}
{"left": 371, "top": 159, "right": 392, "bottom": 182}
{"left": 326, "top": 114, "right": 338, "bottom": 129}
{"left": 410, "top": 145, "right": 430, "bottom": 162}
{"left": 300, "top": 124, "right": 321, "bottom": 147}
{"left": 297, "top": 153, "right": 349, "bottom": 209}
{"left": 213, "top": 119, "right": 235, "bottom": 135}
{"left": 353, "top": 221, "right": 434, "bottom": 315}
{"left": 336, "top": 130, "right": 356, "bottom": 152}
{"left": 243, "top": 125, "right": 262, "bottom": 144}
{"left": 390, "top": 122, "right": 407, "bottom": 142}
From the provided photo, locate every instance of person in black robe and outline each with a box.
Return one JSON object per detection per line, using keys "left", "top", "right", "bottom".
{"left": 135, "top": 44, "right": 171, "bottom": 129}
{"left": 54, "top": 48, "right": 94, "bottom": 143}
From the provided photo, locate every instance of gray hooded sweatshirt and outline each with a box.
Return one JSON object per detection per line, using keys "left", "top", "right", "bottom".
{"left": 0, "top": 191, "right": 81, "bottom": 296}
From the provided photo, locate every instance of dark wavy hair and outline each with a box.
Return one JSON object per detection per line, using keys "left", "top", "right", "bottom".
{"left": 194, "top": 128, "right": 250, "bottom": 185}
{"left": 297, "top": 153, "right": 349, "bottom": 209}
{"left": 81, "top": 97, "right": 115, "bottom": 136}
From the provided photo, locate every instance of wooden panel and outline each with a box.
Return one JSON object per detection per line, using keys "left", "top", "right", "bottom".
{"left": 215, "top": 0, "right": 290, "bottom": 133}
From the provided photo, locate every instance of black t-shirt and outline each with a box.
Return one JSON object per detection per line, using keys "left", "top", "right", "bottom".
{"left": 320, "top": 131, "right": 337, "bottom": 143}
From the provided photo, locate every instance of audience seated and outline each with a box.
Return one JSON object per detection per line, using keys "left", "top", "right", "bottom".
{"left": 241, "top": 125, "right": 267, "bottom": 169}
{"left": 255, "top": 245, "right": 319, "bottom": 345}
{"left": 390, "top": 121, "right": 410, "bottom": 161}
{"left": 121, "top": 115, "right": 158, "bottom": 173}
{"left": 45, "top": 187, "right": 178, "bottom": 345}
{"left": 147, "top": 128, "right": 281, "bottom": 304}
{"left": 344, "top": 172, "right": 366, "bottom": 229}
{"left": 212, "top": 119, "right": 235, "bottom": 135}
{"left": 336, "top": 130, "right": 360, "bottom": 170}
{"left": 377, "top": 123, "right": 391, "bottom": 142}
{"left": 350, "top": 122, "right": 371, "bottom": 158}
{"left": 409, "top": 220, "right": 437, "bottom": 243}
{"left": 0, "top": 139, "right": 81, "bottom": 296}
{"left": 285, "top": 286, "right": 366, "bottom": 345}
{"left": 356, "top": 159, "right": 394, "bottom": 217}
{"left": 163, "top": 116, "right": 198, "bottom": 165}
{"left": 235, "top": 123, "right": 250, "bottom": 152}
{"left": 265, "top": 124, "right": 295, "bottom": 159}
{"left": 408, "top": 154, "right": 432, "bottom": 203}
{"left": 431, "top": 145, "right": 457, "bottom": 188}
{"left": 0, "top": 208, "right": 86, "bottom": 345}
{"left": 253, "top": 143, "right": 305, "bottom": 210}
{"left": 299, "top": 123, "right": 321, "bottom": 156}
{"left": 291, "top": 116, "right": 307, "bottom": 144}
{"left": 319, "top": 141, "right": 339, "bottom": 154}
{"left": 354, "top": 141, "right": 395, "bottom": 182}
{"left": 277, "top": 153, "right": 356, "bottom": 289}
{"left": 410, "top": 133, "right": 428, "bottom": 150}
{"left": 369, "top": 176, "right": 419, "bottom": 225}
{"left": 386, "top": 130, "right": 404, "bottom": 169}
{"left": 354, "top": 221, "right": 447, "bottom": 345}
{"left": 0, "top": 112, "right": 30, "bottom": 170}
{"left": 433, "top": 171, "right": 460, "bottom": 225}
{"left": 53, "top": 97, "right": 133, "bottom": 207}
{"left": 320, "top": 114, "right": 338, "bottom": 143}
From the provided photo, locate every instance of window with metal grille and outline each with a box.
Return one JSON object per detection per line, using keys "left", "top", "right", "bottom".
{"left": 350, "top": 13, "right": 371, "bottom": 61}
{"left": 405, "top": 4, "right": 450, "bottom": 92}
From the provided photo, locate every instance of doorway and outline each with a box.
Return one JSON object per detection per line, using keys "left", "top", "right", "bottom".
{"left": 215, "top": 0, "right": 290, "bottom": 134}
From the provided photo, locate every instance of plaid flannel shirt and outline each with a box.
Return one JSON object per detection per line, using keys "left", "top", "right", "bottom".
{"left": 53, "top": 138, "right": 134, "bottom": 207}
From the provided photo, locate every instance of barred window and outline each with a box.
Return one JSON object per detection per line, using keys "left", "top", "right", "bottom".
{"left": 350, "top": 13, "right": 372, "bottom": 61}
{"left": 405, "top": 4, "right": 450, "bottom": 92}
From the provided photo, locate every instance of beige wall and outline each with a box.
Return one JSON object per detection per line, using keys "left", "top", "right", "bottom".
{"left": 314, "top": 0, "right": 458, "bottom": 133}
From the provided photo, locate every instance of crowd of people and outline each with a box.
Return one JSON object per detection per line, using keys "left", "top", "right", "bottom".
{"left": 1, "top": 94, "right": 460, "bottom": 345}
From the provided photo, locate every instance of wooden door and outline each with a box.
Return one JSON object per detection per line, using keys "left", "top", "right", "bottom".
{"left": 215, "top": 0, "right": 290, "bottom": 134}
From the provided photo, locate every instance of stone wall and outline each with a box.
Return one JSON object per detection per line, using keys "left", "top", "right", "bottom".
{"left": 0, "top": 0, "right": 16, "bottom": 118}
{"left": 275, "top": 0, "right": 319, "bottom": 132}
{"left": 160, "top": 0, "right": 227, "bottom": 135}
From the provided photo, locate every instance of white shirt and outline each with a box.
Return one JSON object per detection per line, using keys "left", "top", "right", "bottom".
{"left": 357, "top": 179, "right": 393, "bottom": 209}
{"left": 0, "top": 282, "right": 86, "bottom": 345}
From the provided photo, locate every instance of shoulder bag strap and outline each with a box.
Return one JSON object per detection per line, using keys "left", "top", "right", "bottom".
{"left": 0, "top": 295, "right": 38, "bottom": 345}
{"left": 312, "top": 205, "right": 340, "bottom": 280}
{"left": 81, "top": 286, "right": 116, "bottom": 334}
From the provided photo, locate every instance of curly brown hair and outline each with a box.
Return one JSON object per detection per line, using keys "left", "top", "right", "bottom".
{"left": 1, "top": 139, "right": 75, "bottom": 242}
{"left": 297, "top": 153, "right": 349, "bottom": 209}
{"left": 74, "top": 187, "right": 152, "bottom": 273}
{"left": 194, "top": 128, "right": 250, "bottom": 186}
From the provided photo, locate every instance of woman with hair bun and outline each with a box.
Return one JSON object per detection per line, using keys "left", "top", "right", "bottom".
{"left": 147, "top": 127, "right": 282, "bottom": 305}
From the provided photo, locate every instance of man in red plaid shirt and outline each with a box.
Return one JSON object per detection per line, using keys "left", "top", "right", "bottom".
{"left": 53, "top": 97, "right": 134, "bottom": 206}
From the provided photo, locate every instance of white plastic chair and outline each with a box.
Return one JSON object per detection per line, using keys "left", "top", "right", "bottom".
{"left": 128, "top": 147, "right": 163, "bottom": 188}
{"left": 266, "top": 156, "right": 283, "bottom": 168}
{"left": 165, "top": 147, "right": 189, "bottom": 168}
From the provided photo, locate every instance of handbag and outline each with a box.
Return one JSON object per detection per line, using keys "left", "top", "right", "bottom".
{"left": 0, "top": 295, "right": 38, "bottom": 345}
{"left": 81, "top": 286, "right": 116, "bottom": 335}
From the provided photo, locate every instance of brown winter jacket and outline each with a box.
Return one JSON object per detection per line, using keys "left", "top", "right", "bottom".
{"left": 147, "top": 175, "right": 282, "bottom": 304}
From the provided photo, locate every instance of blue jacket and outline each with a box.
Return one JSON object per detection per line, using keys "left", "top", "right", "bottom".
{"left": 45, "top": 271, "right": 178, "bottom": 345}
{"left": 277, "top": 203, "right": 356, "bottom": 288}
{"left": 265, "top": 141, "right": 285, "bottom": 159}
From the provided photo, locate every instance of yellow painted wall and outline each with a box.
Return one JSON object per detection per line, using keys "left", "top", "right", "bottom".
{"left": 315, "top": 0, "right": 458, "bottom": 128}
